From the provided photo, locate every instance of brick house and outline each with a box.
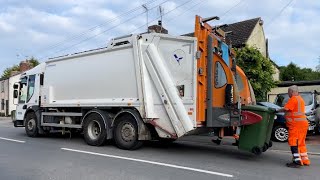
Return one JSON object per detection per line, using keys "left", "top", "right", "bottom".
{"left": 220, "top": 18, "right": 280, "bottom": 81}
{"left": 0, "top": 60, "right": 32, "bottom": 116}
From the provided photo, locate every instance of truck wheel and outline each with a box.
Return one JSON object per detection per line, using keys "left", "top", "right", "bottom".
{"left": 25, "top": 112, "right": 39, "bottom": 137}
{"left": 83, "top": 113, "right": 107, "bottom": 146}
{"left": 114, "top": 114, "right": 143, "bottom": 150}
{"left": 272, "top": 125, "right": 288, "bottom": 142}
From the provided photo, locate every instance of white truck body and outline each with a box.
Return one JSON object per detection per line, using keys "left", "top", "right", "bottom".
{"left": 16, "top": 33, "right": 198, "bottom": 138}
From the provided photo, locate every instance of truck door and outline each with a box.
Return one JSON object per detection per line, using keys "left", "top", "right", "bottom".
{"left": 16, "top": 75, "right": 36, "bottom": 121}
{"left": 194, "top": 15, "right": 240, "bottom": 128}
{"left": 209, "top": 38, "right": 238, "bottom": 127}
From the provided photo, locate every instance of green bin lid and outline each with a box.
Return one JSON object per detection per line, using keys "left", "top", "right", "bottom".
{"left": 242, "top": 105, "right": 273, "bottom": 112}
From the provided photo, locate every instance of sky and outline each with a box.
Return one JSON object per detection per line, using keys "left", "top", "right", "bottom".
{"left": 0, "top": 0, "right": 319, "bottom": 74}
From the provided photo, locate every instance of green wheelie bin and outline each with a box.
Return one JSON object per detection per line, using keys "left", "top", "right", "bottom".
{"left": 264, "top": 107, "right": 276, "bottom": 151}
{"left": 238, "top": 105, "right": 275, "bottom": 155}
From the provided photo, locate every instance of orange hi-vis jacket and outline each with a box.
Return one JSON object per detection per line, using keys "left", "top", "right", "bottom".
{"left": 284, "top": 95, "right": 308, "bottom": 126}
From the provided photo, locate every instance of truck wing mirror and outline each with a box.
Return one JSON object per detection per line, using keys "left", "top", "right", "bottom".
{"left": 14, "top": 90, "right": 18, "bottom": 99}
{"left": 13, "top": 83, "right": 19, "bottom": 89}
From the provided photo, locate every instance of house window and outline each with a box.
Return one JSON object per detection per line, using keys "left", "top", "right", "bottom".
{"left": 1, "top": 99, "right": 4, "bottom": 110}
{"left": 1, "top": 82, "right": 4, "bottom": 92}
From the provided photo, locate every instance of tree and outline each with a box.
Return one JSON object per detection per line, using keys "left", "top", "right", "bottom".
{"left": 280, "top": 62, "right": 320, "bottom": 81}
{"left": 28, "top": 57, "right": 40, "bottom": 67}
{"left": 1, "top": 65, "right": 20, "bottom": 79}
{"left": 236, "top": 46, "right": 276, "bottom": 101}
{"left": 280, "top": 62, "right": 301, "bottom": 81}
{"left": 1, "top": 58, "right": 40, "bottom": 78}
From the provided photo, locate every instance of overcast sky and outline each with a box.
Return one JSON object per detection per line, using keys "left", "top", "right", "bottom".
{"left": 0, "top": 0, "right": 319, "bottom": 74}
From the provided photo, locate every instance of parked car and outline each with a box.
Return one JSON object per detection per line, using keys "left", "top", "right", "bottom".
{"left": 274, "top": 92, "right": 320, "bottom": 134}
{"left": 257, "top": 102, "right": 318, "bottom": 142}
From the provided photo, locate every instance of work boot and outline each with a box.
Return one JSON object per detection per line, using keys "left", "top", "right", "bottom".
{"left": 212, "top": 138, "right": 221, "bottom": 145}
{"left": 286, "top": 162, "right": 302, "bottom": 168}
{"left": 303, "top": 162, "right": 310, "bottom": 166}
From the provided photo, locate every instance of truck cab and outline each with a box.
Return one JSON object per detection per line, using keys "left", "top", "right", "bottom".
{"left": 13, "top": 63, "right": 44, "bottom": 127}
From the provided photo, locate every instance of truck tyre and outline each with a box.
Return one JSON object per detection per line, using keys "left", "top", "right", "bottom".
{"left": 25, "top": 112, "right": 39, "bottom": 137}
{"left": 113, "top": 114, "right": 143, "bottom": 150}
{"left": 83, "top": 113, "right": 107, "bottom": 146}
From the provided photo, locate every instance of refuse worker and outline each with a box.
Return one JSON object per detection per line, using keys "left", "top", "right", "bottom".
{"left": 212, "top": 127, "right": 224, "bottom": 145}
{"left": 277, "top": 85, "right": 310, "bottom": 168}
{"left": 212, "top": 127, "right": 239, "bottom": 146}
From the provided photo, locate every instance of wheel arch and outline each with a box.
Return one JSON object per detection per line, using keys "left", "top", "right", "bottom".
{"left": 112, "top": 108, "right": 151, "bottom": 140}
{"left": 82, "top": 109, "right": 113, "bottom": 140}
{"left": 24, "top": 106, "right": 45, "bottom": 134}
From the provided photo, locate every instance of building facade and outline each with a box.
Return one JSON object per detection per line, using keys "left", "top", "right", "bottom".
{"left": 221, "top": 18, "right": 280, "bottom": 81}
{"left": 0, "top": 77, "right": 9, "bottom": 116}
{"left": 268, "top": 80, "right": 320, "bottom": 102}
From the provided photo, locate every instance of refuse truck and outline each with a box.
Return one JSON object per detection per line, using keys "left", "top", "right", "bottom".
{"left": 12, "top": 15, "right": 270, "bottom": 153}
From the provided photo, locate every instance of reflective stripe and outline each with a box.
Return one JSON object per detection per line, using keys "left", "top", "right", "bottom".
{"left": 297, "top": 97, "right": 302, "bottom": 115}
{"left": 293, "top": 153, "right": 300, "bottom": 157}
{"left": 302, "top": 157, "right": 309, "bottom": 160}
{"left": 292, "top": 112, "right": 304, "bottom": 116}
{"left": 286, "top": 117, "right": 307, "bottom": 121}
{"left": 294, "top": 158, "right": 302, "bottom": 162}
{"left": 300, "top": 153, "right": 308, "bottom": 156}
{"left": 285, "top": 96, "right": 308, "bottom": 122}
{"left": 294, "top": 118, "right": 307, "bottom": 121}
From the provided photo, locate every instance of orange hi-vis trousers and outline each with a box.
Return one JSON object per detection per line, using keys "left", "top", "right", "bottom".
{"left": 287, "top": 120, "right": 310, "bottom": 166}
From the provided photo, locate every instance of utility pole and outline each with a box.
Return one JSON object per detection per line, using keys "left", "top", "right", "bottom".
{"left": 142, "top": 4, "right": 149, "bottom": 32}
{"left": 159, "top": 6, "right": 164, "bottom": 32}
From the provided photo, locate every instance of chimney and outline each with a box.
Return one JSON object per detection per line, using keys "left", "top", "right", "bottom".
{"left": 19, "top": 61, "right": 31, "bottom": 72}
{"left": 148, "top": 22, "right": 168, "bottom": 34}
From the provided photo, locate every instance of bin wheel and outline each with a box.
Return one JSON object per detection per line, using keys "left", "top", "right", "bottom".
{"left": 252, "top": 147, "right": 262, "bottom": 155}
{"left": 268, "top": 141, "right": 273, "bottom": 148}
{"left": 262, "top": 143, "right": 268, "bottom": 152}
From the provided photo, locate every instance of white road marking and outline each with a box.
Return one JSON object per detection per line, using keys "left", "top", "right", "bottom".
{"left": 61, "top": 148, "right": 234, "bottom": 178}
{"left": 0, "top": 137, "right": 25, "bottom": 143}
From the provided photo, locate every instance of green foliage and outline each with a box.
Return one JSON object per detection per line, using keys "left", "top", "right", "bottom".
{"left": 28, "top": 57, "right": 40, "bottom": 67}
{"left": 280, "top": 62, "right": 320, "bottom": 81}
{"left": 236, "top": 46, "right": 276, "bottom": 101}
{"left": 1, "top": 57, "right": 40, "bottom": 79}
{"left": 1, "top": 65, "right": 20, "bottom": 79}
